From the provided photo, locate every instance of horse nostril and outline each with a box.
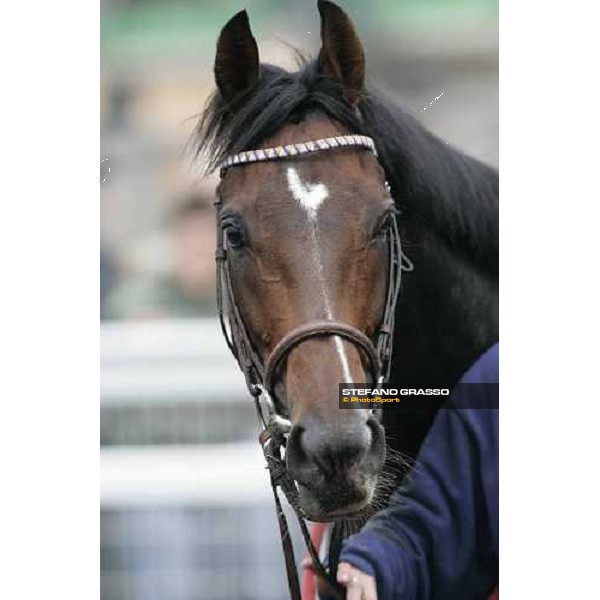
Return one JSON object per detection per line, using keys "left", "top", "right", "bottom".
{"left": 287, "top": 423, "right": 307, "bottom": 461}
{"left": 366, "top": 414, "right": 382, "bottom": 433}
{"left": 366, "top": 414, "right": 386, "bottom": 463}
{"left": 287, "top": 423, "right": 324, "bottom": 485}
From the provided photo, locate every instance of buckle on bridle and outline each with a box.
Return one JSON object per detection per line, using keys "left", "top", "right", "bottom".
{"left": 254, "top": 384, "right": 292, "bottom": 441}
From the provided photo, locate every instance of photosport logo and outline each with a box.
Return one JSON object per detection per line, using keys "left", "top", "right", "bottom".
{"left": 338, "top": 383, "right": 498, "bottom": 410}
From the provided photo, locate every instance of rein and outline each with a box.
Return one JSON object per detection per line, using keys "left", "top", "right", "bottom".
{"left": 213, "top": 134, "right": 412, "bottom": 600}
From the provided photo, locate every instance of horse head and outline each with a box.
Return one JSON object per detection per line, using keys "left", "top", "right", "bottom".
{"left": 202, "top": 1, "right": 395, "bottom": 521}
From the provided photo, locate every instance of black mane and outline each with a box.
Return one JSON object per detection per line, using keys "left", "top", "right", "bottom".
{"left": 195, "top": 59, "right": 498, "bottom": 277}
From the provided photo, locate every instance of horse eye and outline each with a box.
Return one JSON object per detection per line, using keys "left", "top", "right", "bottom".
{"left": 224, "top": 225, "right": 244, "bottom": 249}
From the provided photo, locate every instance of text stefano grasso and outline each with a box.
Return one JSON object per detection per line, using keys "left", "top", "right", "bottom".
{"left": 341, "top": 388, "right": 451, "bottom": 396}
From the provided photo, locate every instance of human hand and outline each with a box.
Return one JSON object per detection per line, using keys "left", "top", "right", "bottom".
{"left": 337, "top": 562, "right": 378, "bottom": 600}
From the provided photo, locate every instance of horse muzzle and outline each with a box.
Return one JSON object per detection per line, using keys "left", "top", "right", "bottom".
{"left": 285, "top": 413, "right": 386, "bottom": 520}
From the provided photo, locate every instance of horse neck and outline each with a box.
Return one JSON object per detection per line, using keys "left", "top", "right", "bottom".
{"left": 391, "top": 223, "right": 498, "bottom": 388}
{"left": 385, "top": 130, "right": 499, "bottom": 385}
{"left": 381, "top": 145, "right": 498, "bottom": 461}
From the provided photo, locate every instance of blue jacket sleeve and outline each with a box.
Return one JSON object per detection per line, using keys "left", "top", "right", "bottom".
{"left": 339, "top": 346, "right": 499, "bottom": 600}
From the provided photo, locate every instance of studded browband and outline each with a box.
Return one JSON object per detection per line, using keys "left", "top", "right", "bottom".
{"left": 219, "top": 134, "right": 378, "bottom": 175}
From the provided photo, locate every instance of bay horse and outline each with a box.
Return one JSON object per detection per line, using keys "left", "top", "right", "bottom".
{"left": 195, "top": 0, "right": 498, "bottom": 592}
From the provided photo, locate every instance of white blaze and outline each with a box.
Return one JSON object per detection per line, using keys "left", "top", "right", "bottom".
{"left": 286, "top": 167, "right": 328, "bottom": 220}
{"left": 334, "top": 336, "right": 353, "bottom": 384}
{"left": 286, "top": 167, "right": 353, "bottom": 383}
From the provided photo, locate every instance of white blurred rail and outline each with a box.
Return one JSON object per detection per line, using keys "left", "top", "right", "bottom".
{"left": 101, "top": 318, "right": 246, "bottom": 403}
{"left": 101, "top": 319, "right": 266, "bottom": 505}
{"left": 101, "top": 443, "right": 271, "bottom": 506}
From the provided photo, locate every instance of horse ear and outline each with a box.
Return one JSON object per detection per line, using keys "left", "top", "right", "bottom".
{"left": 214, "top": 10, "right": 259, "bottom": 103}
{"left": 317, "top": 0, "right": 365, "bottom": 105}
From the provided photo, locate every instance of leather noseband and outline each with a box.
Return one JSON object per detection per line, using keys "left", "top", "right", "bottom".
{"left": 263, "top": 320, "right": 381, "bottom": 395}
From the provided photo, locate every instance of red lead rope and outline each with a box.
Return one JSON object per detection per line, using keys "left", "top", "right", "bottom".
{"left": 301, "top": 523, "right": 330, "bottom": 600}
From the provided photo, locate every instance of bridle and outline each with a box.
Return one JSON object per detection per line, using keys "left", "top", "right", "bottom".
{"left": 213, "top": 134, "right": 412, "bottom": 599}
